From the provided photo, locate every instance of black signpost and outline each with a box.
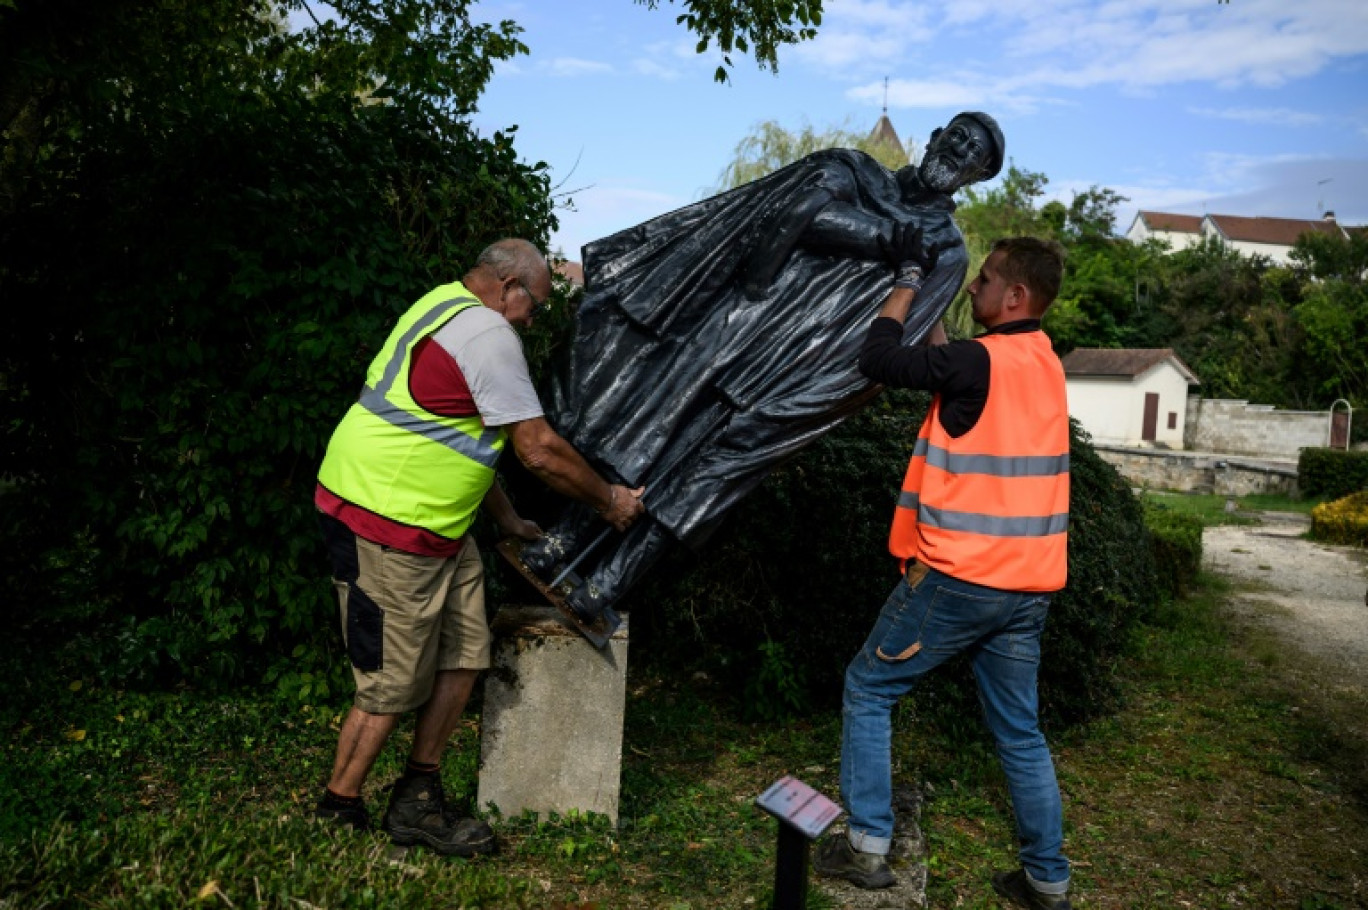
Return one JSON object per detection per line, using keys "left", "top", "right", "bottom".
{"left": 755, "top": 776, "right": 843, "bottom": 910}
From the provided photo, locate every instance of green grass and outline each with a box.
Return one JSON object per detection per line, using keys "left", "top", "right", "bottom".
{"left": 1140, "top": 490, "right": 1325, "bottom": 526}
{"left": 1237, "top": 491, "right": 1325, "bottom": 514}
{"left": 4, "top": 572, "right": 1368, "bottom": 908}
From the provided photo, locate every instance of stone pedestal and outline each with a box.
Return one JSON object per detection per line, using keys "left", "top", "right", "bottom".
{"left": 477, "top": 605, "right": 629, "bottom": 824}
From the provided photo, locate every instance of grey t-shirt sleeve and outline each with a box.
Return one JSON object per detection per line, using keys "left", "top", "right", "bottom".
{"left": 431, "top": 307, "right": 544, "bottom": 427}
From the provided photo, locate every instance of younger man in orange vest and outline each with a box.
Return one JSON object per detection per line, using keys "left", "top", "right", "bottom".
{"left": 814, "top": 236, "right": 1073, "bottom": 910}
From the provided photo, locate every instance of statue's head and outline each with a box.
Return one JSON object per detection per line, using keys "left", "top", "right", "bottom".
{"left": 917, "top": 111, "right": 1004, "bottom": 194}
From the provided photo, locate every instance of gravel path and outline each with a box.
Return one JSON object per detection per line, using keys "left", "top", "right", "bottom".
{"left": 1203, "top": 513, "right": 1368, "bottom": 685}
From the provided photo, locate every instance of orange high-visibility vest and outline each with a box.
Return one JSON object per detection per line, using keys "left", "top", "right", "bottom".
{"left": 889, "top": 331, "right": 1070, "bottom": 592}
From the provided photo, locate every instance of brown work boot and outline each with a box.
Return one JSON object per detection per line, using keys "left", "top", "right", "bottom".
{"left": 381, "top": 773, "right": 495, "bottom": 857}
{"left": 812, "top": 831, "right": 896, "bottom": 889}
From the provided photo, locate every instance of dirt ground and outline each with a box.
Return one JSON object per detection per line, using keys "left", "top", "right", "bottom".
{"left": 1203, "top": 513, "right": 1368, "bottom": 688}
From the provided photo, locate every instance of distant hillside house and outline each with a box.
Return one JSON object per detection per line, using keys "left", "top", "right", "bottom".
{"left": 1125, "top": 211, "right": 1203, "bottom": 252}
{"left": 1062, "top": 348, "right": 1200, "bottom": 449}
{"left": 1126, "top": 210, "right": 1351, "bottom": 265}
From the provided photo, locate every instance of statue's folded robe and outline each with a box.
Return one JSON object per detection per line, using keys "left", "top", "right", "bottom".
{"left": 551, "top": 149, "right": 969, "bottom": 547}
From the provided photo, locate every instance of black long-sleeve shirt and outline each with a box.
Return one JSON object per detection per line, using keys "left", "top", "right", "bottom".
{"left": 858, "top": 317, "right": 1043, "bottom": 438}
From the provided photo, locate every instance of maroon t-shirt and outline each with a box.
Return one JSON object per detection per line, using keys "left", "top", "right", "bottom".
{"left": 315, "top": 338, "right": 489, "bottom": 556}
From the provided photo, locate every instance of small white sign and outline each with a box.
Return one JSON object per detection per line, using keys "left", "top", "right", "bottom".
{"left": 755, "top": 776, "right": 842, "bottom": 839}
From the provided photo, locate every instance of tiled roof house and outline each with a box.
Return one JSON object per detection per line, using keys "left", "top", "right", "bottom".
{"left": 1125, "top": 211, "right": 1204, "bottom": 252}
{"left": 1126, "top": 210, "right": 1353, "bottom": 265}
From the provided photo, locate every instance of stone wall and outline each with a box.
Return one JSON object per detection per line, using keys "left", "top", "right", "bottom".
{"left": 1094, "top": 445, "right": 1298, "bottom": 496}
{"left": 1184, "top": 397, "right": 1329, "bottom": 459}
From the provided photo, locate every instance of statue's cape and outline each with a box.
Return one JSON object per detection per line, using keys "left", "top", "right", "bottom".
{"left": 550, "top": 148, "right": 968, "bottom": 544}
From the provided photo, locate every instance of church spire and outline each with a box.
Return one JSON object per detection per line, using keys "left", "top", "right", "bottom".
{"left": 867, "top": 77, "right": 908, "bottom": 166}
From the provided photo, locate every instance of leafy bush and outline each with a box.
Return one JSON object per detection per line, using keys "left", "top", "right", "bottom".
{"left": 626, "top": 403, "right": 1158, "bottom": 726}
{"left": 1298, "top": 447, "right": 1368, "bottom": 500}
{"left": 1310, "top": 491, "right": 1368, "bottom": 547}
{"left": 1042, "top": 421, "right": 1160, "bottom": 722}
{"left": 0, "top": 1, "right": 554, "bottom": 688}
{"left": 1142, "top": 501, "right": 1205, "bottom": 600}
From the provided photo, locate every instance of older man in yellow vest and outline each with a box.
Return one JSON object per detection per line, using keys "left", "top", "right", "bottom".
{"left": 312, "top": 238, "right": 644, "bottom": 855}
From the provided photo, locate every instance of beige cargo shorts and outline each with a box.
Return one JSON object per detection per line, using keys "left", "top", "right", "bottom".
{"left": 319, "top": 513, "right": 490, "bottom": 714}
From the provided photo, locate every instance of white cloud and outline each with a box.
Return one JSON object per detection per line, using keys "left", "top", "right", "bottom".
{"left": 1188, "top": 106, "right": 1324, "bottom": 127}
{"left": 630, "top": 39, "right": 715, "bottom": 79}
{"left": 790, "top": 0, "right": 931, "bottom": 71}
{"left": 544, "top": 57, "right": 614, "bottom": 78}
{"left": 808, "top": 0, "right": 1368, "bottom": 98}
{"left": 850, "top": 77, "right": 992, "bottom": 109}
{"left": 846, "top": 76, "right": 1057, "bottom": 115}
{"left": 632, "top": 58, "right": 682, "bottom": 80}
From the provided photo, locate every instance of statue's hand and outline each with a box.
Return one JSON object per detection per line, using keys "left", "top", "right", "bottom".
{"left": 882, "top": 224, "right": 942, "bottom": 292}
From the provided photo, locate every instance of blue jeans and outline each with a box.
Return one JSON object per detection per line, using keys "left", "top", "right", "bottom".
{"left": 840, "top": 565, "right": 1070, "bottom": 888}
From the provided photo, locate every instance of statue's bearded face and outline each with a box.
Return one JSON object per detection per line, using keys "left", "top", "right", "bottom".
{"left": 918, "top": 119, "right": 994, "bottom": 194}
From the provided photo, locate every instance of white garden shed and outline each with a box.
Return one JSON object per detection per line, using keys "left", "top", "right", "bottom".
{"left": 1062, "top": 348, "right": 1200, "bottom": 448}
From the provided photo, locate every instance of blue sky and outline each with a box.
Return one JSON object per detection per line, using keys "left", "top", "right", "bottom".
{"left": 463, "top": 0, "right": 1368, "bottom": 260}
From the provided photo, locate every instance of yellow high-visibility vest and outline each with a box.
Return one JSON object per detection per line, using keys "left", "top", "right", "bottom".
{"left": 317, "top": 283, "right": 506, "bottom": 541}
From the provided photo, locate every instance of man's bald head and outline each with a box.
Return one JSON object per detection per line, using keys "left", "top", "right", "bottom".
{"left": 463, "top": 238, "right": 553, "bottom": 328}
{"left": 474, "top": 238, "right": 550, "bottom": 290}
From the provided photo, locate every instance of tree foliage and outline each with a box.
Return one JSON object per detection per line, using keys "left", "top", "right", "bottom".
{"left": 953, "top": 163, "right": 1364, "bottom": 417}
{"left": 712, "top": 118, "right": 911, "bottom": 192}
{"left": 630, "top": 399, "right": 1158, "bottom": 725}
{"left": 0, "top": 0, "right": 555, "bottom": 690}
{"left": 636, "top": 0, "right": 822, "bottom": 83}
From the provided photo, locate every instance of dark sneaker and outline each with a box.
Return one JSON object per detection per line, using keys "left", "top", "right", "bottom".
{"left": 381, "top": 774, "right": 495, "bottom": 857}
{"left": 992, "top": 869, "right": 1072, "bottom": 910}
{"left": 812, "top": 832, "right": 896, "bottom": 890}
{"left": 314, "top": 796, "right": 371, "bottom": 832}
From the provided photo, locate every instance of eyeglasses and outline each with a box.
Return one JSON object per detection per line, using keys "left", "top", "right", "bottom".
{"left": 519, "top": 280, "right": 553, "bottom": 319}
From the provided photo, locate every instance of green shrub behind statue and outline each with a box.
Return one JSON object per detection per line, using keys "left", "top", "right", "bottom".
{"left": 630, "top": 396, "right": 1162, "bottom": 725}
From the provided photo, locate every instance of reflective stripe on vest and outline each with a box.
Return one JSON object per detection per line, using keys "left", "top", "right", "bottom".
{"left": 355, "top": 296, "right": 503, "bottom": 470}
{"left": 316, "top": 284, "right": 508, "bottom": 541}
{"left": 911, "top": 437, "right": 1070, "bottom": 478}
{"left": 896, "top": 491, "right": 1070, "bottom": 537}
{"left": 889, "top": 331, "right": 1070, "bottom": 592}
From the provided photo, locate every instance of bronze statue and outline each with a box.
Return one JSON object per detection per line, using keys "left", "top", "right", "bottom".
{"left": 515, "top": 112, "right": 1005, "bottom": 645}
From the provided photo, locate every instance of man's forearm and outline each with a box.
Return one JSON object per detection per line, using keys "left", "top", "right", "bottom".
{"left": 875, "top": 285, "right": 918, "bottom": 323}
{"left": 510, "top": 423, "right": 612, "bottom": 511}
{"left": 482, "top": 480, "right": 521, "bottom": 528}
{"left": 505, "top": 417, "right": 644, "bottom": 531}
{"left": 859, "top": 288, "right": 942, "bottom": 388}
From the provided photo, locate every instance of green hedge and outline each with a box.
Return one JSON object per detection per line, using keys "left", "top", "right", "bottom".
{"left": 1310, "top": 491, "right": 1368, "bottom": 547}
{"left": 1298, "top": 448, "right": 1368, "bottom": 499}
{"left": 0, "top": 9, "right": 553, "bottom": 693}
{"left": 1142, "top": 503, "right": 1205, "bottom": 601}
{"left": 612, "top": 407, "right": 1158, "bottom": 726}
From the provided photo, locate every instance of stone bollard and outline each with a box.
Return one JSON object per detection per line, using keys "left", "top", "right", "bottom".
{"left": 477, "top": 605, "right": 629, "bottom": 824}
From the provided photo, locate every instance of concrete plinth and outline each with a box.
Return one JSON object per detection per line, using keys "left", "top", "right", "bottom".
{"left": 477, "top": 605, "right": 628, "bottom": 824}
